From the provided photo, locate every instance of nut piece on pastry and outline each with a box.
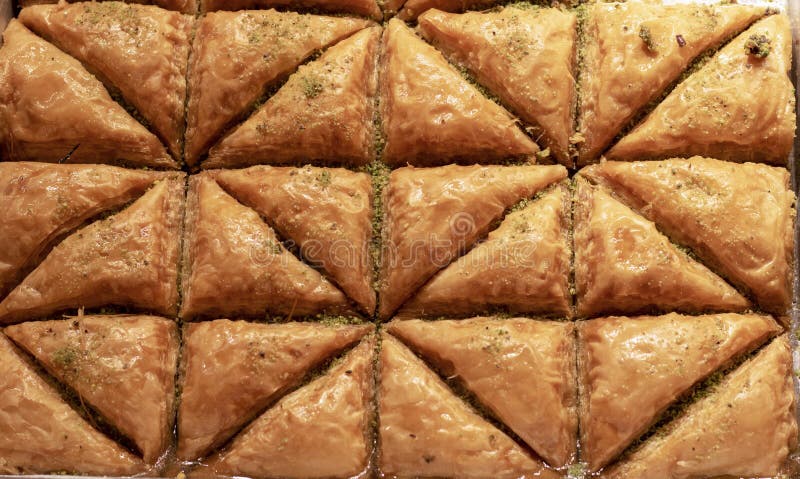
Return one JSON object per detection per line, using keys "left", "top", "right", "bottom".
{"left": 573, "top": 177, "right": 749, "bottom": 317}
{"left": 378, "top": 333, "right": 559, "bottom": 479}
{"left": 5, "top": 315, "right": 179, "bottom": 464}
{"left": 380, "top": 19, "right": 538, "bottom": 167}
{"left": 398, "top": 183, "right": 571, "bottom": 319}
{"left": 378, "top": 164, "right": 567, "bottom": 319}
{"left": 0, "top": 162, "right": 168, "bottom": 299}
{"left": 19, "top": 2, "right": 194, "bottom": 160}
{"left": 0, "top": 333, "right": 144, "bottom": 475}
{"left": 206, "top": 26, "right": 380, "bottom": 169}
{"left": 576, "top": 2, "right": 766, "bottom": 165}
{"left": 177, "top": 320, "right": 371, "bottom": 461}
{"left": 184, "top": 10, "right": 372, "bottom": 166}
{"left": 578, "top": 313, "right": 780, "bottom": 472}
{"left": 387, "top": 318, "right": 577, "bottom": 468}
{"left": 601, "top": 335, "right": 797, "bottom": 479}
{"left": 0, "top": 176, "right": 185, "bottom": 324}
{"left": 0, "top": 21, "right": 174, "bottom": 169}
{"left": 608, "top": 14, "right": 795, "bottom": 165}
{"left": 180, "top": 174, "right": 355, "bottom": 320}
{"left": 205, "top": 336, "right": 375, "bottom": 478}
{"left": 19, "top": 0, "right": 197, "bottom": 14}
{"left": 201, "top": 0, "right": 380, "bottom": 19}
{"left": 418, "top": 7, "right": 577, "bottom": 166}
{"left": 213, "top": 166, "right": 376, "bottom": 315}
{"left": 582, "top": 157, "right": 795, "bottom": 315}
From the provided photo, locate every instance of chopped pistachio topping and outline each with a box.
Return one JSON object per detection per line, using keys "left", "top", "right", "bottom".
{"left": 744, "top": 34, "right": 771, "bottom": 58}
{"left": 639, "top": 25, "right": 657, "bottom": 53}
{"left": 301, "top": 74, "right": 324, "bottom": 99}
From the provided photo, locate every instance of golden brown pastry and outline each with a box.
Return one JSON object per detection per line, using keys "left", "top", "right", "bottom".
{"left": 380, "top": 19, "right": 538, "bottom": 167}
{"left": 397, "top": 0, "right": 498, "bottom": 20}
{"left": 608, "top": 14, "right": 795, "bottom": 165}
{"left": 0, "top": 21, "right": 174, "bottom": 168}
{"left": 180, "top": 175, "right": 354, "bottom": 319}
{"left": 577, "top": 3, "right": 766, "bottom": 165}
{"left": 399, "top": 184, "right": 571, "bottom": 318}
{"left": 19, "top": 2, "right": 193, "bottom": 160}
{"left": 578, "top": 313, "right": 780, "bottom": 472}
{"left": 582, "top": 158, "right": 795, "bottom": 315}
{"left": 201, "top": 0, "right": 380, "bottom": 19}
{"left": 601, "top": 335, "right": 796, "bottom": 479}
{"left": 5, "top": 315, "right": 179, "bottom": 464}
{"left": 418, "top": 7, "right": 576, "bottom": 166}
{"left": 0, "top": 162, "right": 166, "bottom": 299}
{"left": 177, "top": 320, "right": 371, "bottom": 460}
{"left": 184, "top": 10, "right": 371, "bottom": 166}
{"left": 0, "top": 333, "right": 143, "bottom": 475}
{"left": 19, "top": 0, "right": 197, "bottom": 14}
{"left": 213, "top": 166, "right": 376, "bottom": 315}
{"left": 574, "top": 177, "right": 749, "bottom": 317}
{"left": 387, "top": 318, "right": 577, "bottom": 468}
{"left": 0, "top": 177, "right": 184, "bottom": 324}
{"left": 207, "top": 336, "right": 375, "bottom": 478}
{"left": 205, "top": 26, "right": 380, "bottom": 169}
{"left": 378, "top": 164, "right": 567, "bottom": 319}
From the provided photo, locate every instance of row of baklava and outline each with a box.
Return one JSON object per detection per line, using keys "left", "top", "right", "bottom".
{"left": 0, "top": 2, "right": 793, "bottom": 170}
{"left": 0, "top": 313, "right": 794, "bottom": 478}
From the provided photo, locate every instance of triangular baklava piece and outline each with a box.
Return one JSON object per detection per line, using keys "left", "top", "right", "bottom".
{"left": 184, "top": 10, "right": 371, "bottom": 166}
{"left": 0, "top": 162, "right": 167, "bottom": 299}
{"left": 601, "top": 335, "right": 796, "bottom": 479}
{"left": 5, "top": 315, "right": 179, "bottom": 464}
{"left": 418, "top": 7, "right": 577, "bottom": 166}
{"left": 582, "top": 158, "right": 795, "bottom": 314}
{"left": 378, "top": 164, "right": 566, "bottom": 319}
{"left": 399, "top": 183, "right": 571, "bottom": 318}
{"left": 387, "top": 318, "right": 577, "bottom": 468}
{"left": 214, "top": 166, "right": 376, "bottom": 315}
{"left": 0, "top": 21, "right": 173, "bottom": 168}
{"left": 177, "top": 320, "right": 371, "bottom": 460}
{"left": 0, "top": 176, "right": 185, "bottom": 324}
{"left": 380, "top": 19, "right": 538, "bottom": 167}
{"left": 577, "top": 2, "right": 766, "bottom": 165}
{"left": 574, "top": 177, "right": 749, "bottom": 317}
{"left": 207, "top": 336, "right": 375, "bottom": 478}
{"left": 19, "top": 2, "right": 193, "bottom": 160}
{"left": 180, "top": 175, "right": 354, "bottom": 319}
{"left": 608, "top": 14, "right": 794, "bottom": 164}
{"left": 379, "top": 334, "right": 558, "bottom": 478}
{"left": 0, "top": 333, "right": 143, "bottom": 475}
{"left": 201, "top": 0, "right": 381, "bottom": 20}
{"left": 206, "top": 26, "right": 380, "bottom": 169}
{"left": 579, "top": 313, "right": 780, "bottom": 471}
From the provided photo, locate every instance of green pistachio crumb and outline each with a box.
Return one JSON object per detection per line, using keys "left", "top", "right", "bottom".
{"left": 639, "top": 25, "right": 657, "bottom": 53}
{"left": 744, "top": 34, "right": 771, "bottom": 58}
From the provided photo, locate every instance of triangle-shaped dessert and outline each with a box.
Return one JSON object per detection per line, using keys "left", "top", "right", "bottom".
{"left": 0, "top": 333, "right": 144, "bottom": 475}
{"left": 201, "top": 0, "right": 381, "bottom": 20}
{"left": 0, "top": 162, "right": 167, "bottom": 299}
{"left": 5, "top": 315, "right": 179, "bottom": 464}
{"left": 378, "top": 164, "right": 566, "bottom": 319}
{"left": 19, "top": 0, "right": 199, "bottom": 14}
{"left": 399, "top": 184, "right": 571, "bottom": 318}
{"left": 601, "top": 335, "right": 796, "bottom": 479}
{"left": 214, "top": 166, "right": 376, "bottom": 315}
{"left": 19, "top": 2, "right": 193, "bottom": 160}
{"left": 380, "top": 19, "right": 538, "bottom": 167}
{"left": 607, "top": 14, "right": 794, "bottom": 165}
{"left": 0, "top": 21, "right": 174, "bottom": 169}
{"left": 184, "top": 10, "right": 372, "bottom": 166}
{"left": 578, "top": 312, "right": 781, "bottom": 471}
{"left": 418, "top": 7, "right": 577, "bottom": 166}
{"left": 387, "top": 318, "right": 577, "bottom": 468}
{"left": 0, "top": 176, "right": 185, "bottom": 324}
{"left": 180, "top": 175, "right": 354, "bottom": 319}
{"left": 205, "top": 26, "right": 380, "bottom": 169}
{"left": 207, "top": 336, "right": 375, "bottom": 478}
{"left": 576, "top": 2, "right": 766, "bottom": 165}
{"left": 582, "top": 157, "right": 795, "bottom": 315}
{"left": 379, "top": 334, "right": 558, "bottom": 478}
{"left": 574, "top": 177, "right": 749, "bottom": 317}
{"left": 177, "top": 319, "right": 371, "bottom": 460}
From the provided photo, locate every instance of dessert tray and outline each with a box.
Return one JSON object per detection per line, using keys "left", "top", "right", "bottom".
{"left": 0, "top": 0, "right": 797, "bottom": 477}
